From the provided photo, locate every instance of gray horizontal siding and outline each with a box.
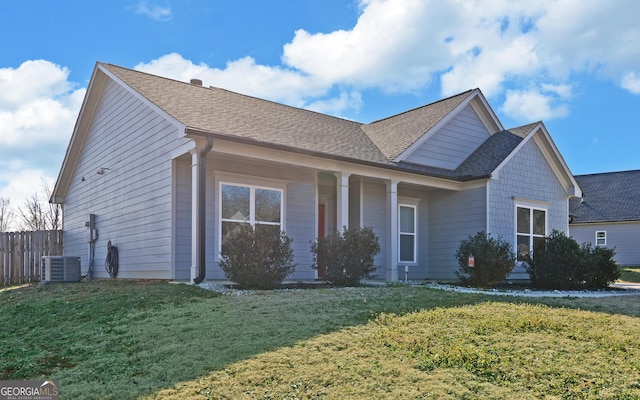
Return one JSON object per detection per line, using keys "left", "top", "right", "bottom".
{"left": 62, "top": 78, "right": 190, "bottom": 279}
{"left": 570, "top": 222, "right": 640, "bottom": 266}
{"left": 285, "top": 179, "right": 316, "bottom": 280}
{"left": 405, "top": 105, "right": 490, "bottom": 169}
{"left": 173, "top": 156, "right": 191, "bottom": 280}
{"left": 428, "top": 186, "right": 487, "bottom": 280}
{"left": 362, "top": 180, "right": 387, "bottom": 279}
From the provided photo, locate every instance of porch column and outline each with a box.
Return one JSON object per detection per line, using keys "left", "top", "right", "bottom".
{"left": 190, "top": 137, "right": 213, "bottom": 283}
{"left": 386, "top": 179, "right": 399, "bottom": 281}
{"left": 334, "top": 172, "right": 350, "bottom": 232}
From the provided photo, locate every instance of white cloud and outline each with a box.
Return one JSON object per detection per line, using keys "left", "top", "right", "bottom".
{"left": 0, "top": 60, "right": 72, "bottom": 108}
{"left": 133, "top": 0, "right": 640, "bottom": 120}
{"left": 502, "top": 88, "right": 569, "bottom": 121}
{"left": 621, "top": 72, "right": 640, "bottom": 94}
{"left": 135, "top": 53, "right": 335, "bottom": 109}
{"left": 0, "top": 60, "right": 81, "bottom": 226}
{"left": 305, "top": 91, "right": 364, "bottom": 117}
{"left": 132, "top": 1, "right": 172, "bottom": 21}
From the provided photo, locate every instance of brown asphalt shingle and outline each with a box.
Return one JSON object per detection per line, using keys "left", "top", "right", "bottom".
{"left": 101, "top": 63, "right": 531, "bottom": 181}
{"left": 103, "top": 63, "right": 391, "bottom": 164}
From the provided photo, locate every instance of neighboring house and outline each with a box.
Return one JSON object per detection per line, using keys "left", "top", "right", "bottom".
{"left": 569, "top": 170, "right": 640, "bottom": 266}
{"left": 51, "top": 62, "right": 581, "bottom": 283}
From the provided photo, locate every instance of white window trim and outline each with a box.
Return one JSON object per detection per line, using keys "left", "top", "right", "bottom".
{"left": 218, "top": 180, "right": 285, "bottom": 258}
{"left": 399, "top": 204, "right": 416, "bottom": 263}
{"left": 398, "top": 200, "right": 418, "bottom": 264}
{"left": 515, "top": 200, "right": 548, "bottom": 262}
{"left": 595, "top": 230, "right": 607, "bottom": 246}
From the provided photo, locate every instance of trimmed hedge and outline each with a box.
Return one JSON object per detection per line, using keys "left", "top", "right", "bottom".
{"left": 219, "top": 224, "right": 296, "bottom": 290}
{"left": 311, "top": 226, "right": 380, "bottom": 286}
{"left": 455, "top": 231, "right": 516, "bottom": 288}
{"left": 526, "top": 230, "right": 619, "bottom": 289}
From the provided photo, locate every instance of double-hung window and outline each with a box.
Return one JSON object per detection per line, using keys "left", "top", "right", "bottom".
{"left": 516, "top": 204, "right": 546, "bottom": 261}
{"left": 595, "top": 231, "right": 607, "bottom": 246}
{"left": 399, "top": 204, "right": 417, "bottom": 263}
{"left": 220, "top": 183, "right": 283, "bottom": 251}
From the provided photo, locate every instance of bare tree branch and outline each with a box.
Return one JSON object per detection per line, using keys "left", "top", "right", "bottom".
{"left": 0, "top": 197, "right": 14, "bottom": 232}
{"left": 17, "top": 178, "right": 62, "bottom": 231}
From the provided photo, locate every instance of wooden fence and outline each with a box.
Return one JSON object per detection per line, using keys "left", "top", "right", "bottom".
{"left": 0, "top": 230, "right": 63, "bottom": 286}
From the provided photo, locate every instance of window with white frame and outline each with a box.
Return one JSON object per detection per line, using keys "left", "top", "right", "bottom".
{"left": 595, "top": 231, "right": 607, "bottom": 246}
{"left": 516, "top": 204, "right": 546, "bottom": 261}
{"left": 220, "top": 183, "right": 283, "bottom": 251}
{"left": 399, "top": 204, "right": 416, "bottom": 263}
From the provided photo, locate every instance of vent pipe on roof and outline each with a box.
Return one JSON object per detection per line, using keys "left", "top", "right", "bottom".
{"left": 190, "top": 78, "right": 203, "bottom": 86}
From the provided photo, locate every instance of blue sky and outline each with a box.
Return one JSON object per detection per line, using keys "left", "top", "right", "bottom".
{"left": 2, "top": 0, "right": 640, "bottom": 221}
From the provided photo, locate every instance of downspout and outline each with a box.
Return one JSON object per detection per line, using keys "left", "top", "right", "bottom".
{"left": 193, "top": 136, "right": 214, "bottom": 284}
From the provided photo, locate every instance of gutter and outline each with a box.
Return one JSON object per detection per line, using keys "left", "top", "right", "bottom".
{"left": 193, "top": 136, "right": 214, "bottom": 284}
{"left": 185, "top": 128, "right": 488, "bottom": 183}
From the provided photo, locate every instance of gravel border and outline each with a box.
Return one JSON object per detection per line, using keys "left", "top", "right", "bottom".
{"left": 197, "top": 281, "right": 640, "bottom": 298}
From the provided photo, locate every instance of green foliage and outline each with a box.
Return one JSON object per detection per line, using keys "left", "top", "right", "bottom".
{"left": 3, "top": 281, "right": 640, "bottom": 399}
{"left": 526, "top": 230, "right": 619, "bottom": 289}
{"left": 581, "top": 243, "right": 620, "bottom": 288}
{"left": 311, "top": 226, "right": 380, "bottom": 286}
{"left": 455, "top": 231, "right": 516, "bottom": 288}
{"left": 219, "top": 224, "right": 296, "bottom": 290}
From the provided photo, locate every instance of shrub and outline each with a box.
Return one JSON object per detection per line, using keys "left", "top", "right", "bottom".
{"left": 526, "top": 230, "right": 582, "bottom": 289}
{"left": 219, "top": 224, "right": 296, "bottom": 290}
{"left": 582, "top": 243, "right": 619, "bottom": 288}
{"left": 526, "top": 230, "right": 619, "bottom": 289}
{"left": 455, "top": 232, "right": 516, "bottom": 288}
{"left": 311, "top": 226, "right": 380, "bottom": 286}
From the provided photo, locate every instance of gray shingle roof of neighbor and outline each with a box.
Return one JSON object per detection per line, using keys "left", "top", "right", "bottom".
{"left": 569, "top": 170, "right": 640, "bottom": 223}
{"left": 100, "top": 63, "right": 535, "bottom": 181}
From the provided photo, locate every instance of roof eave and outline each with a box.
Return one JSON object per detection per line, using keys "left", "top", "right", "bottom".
{"left": 185, "top": 127, "right": 481, "bottom": 183}
{"left": 51, "top": 63, "right": 107, "bottom": 204}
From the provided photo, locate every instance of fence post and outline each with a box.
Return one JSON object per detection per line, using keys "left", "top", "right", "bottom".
{"left": 0, "top": 233, "right": 6, "bottom": 285}
{"left": 0, "top": 230, "right": 63, "bottom": 286}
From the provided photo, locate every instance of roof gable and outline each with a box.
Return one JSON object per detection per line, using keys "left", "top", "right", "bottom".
{"left": 52, "top": 62, "right": 581, "bottom": 203}
{"left": 570, "top": 170, "right": 640, "bottom": 223}
{"left": 362, "top": 89, "right": 504, "bottom": 164}
{"left": 100, "top": 63, "right": 390, "bottom": 165}
{"left": 491, "top": 122, "right": 581, "bottom": 198}
{"left": 402, "top": 103, "right": 492, "bottom": 170}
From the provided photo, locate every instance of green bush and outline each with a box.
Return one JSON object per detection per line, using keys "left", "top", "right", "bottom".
{"left": 219, "top": 224, "right": 296, "bottom": 290}
{"left": 582, "top": 244, "right": 619, "bottom": 288}
{"left": 311, "top": 226, "right": 380, "bottom": 286}
{"left": 526, "top": 230, "right": 619, "bottom": 289}
{"left": 455, "top": 232, "right": 516, "bottom": 288}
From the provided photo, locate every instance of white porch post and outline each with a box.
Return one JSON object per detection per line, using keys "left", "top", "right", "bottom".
{"left": 386, "top": 179, "right": 399, "bottom": 281}
{"left": 190, "top": 137, "right": 213, "bottom": 283}
{"left": 335, "top": 172, "right": 350, "bottom": 232}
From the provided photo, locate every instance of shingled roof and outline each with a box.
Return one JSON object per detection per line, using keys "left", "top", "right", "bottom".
{"left": 102, "top": 63, "right": 391, "bottom": 165}
{"left": 570, "top": 170, "right": 640, "bottom": 223}
{"left": 99, "top": 63, "right": 536, "bottom": 181}
{"left": 361, "top": 90, "right": 475, "bottom": 160}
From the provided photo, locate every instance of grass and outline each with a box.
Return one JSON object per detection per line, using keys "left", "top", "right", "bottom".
{"left": 619, "top": 266, "right": 640, "bottom": 283}
{"left": 1, "top": 281, "right": 639, "bottom": 399}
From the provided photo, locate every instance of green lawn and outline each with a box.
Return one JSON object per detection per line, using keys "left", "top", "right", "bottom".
{"left": 619, "top": 266, "right": 640, "bottom": 283}
{"left": 1, "top": 281, "right": 640, "bottom": 399}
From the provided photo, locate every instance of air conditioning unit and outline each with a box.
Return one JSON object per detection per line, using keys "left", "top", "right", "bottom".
{"left": 41, "top": 256, "right": 81, "bottom": 283}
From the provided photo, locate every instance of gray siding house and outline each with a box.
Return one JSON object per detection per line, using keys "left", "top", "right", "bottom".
{"left": 569, "top": 170, "right": 640, "bottom": 266}
{"left": 51, "top": 62, "right": 581, "bottom": 282}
